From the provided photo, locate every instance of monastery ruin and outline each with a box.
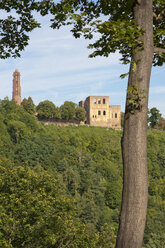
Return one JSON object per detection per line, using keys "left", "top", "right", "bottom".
{"left": 79, "top": 96, "right": 121, "bottom": 129}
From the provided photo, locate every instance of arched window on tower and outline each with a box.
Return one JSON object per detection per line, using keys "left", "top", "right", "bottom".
{"left": 103, "top": 98, "right": 106, "bottom": 104}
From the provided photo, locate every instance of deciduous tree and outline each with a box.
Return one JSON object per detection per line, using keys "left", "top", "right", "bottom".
{"left": 149, "top": 107, "right": 162, "bottom": 128}
{"left": 36, "top": 100, "right": 56, "bottom": 120}
{"left": 75, "top": 106, "right": 86, "bottom": 122}
{"left": 156, "top": 117, "right": 165, "bottom": 130}
{"left": 49, "top": 1, "right": 165, "bottom": 247}
{"left": 60, "top": 101, "right": 76, "bottom": 120}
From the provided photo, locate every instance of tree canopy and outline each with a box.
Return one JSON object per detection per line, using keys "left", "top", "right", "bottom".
{"left": 48, "top": 1, "right": 165, "bottom": 247}
{"left": 50, "top": 0, "right": 165, "bottom": 66}
{"left": 75, "top": 106, "right": 86, "bottom": 122}
{"left": 0, "top": 0, "right": 52, "bottom": 58}
{"left": 22, "top": 97, "right": 35, "bottom": 114}
{"left": 60, "top": 101, "right": 76, "bottom": 120}
{"left": 36, "top": 100, "right": 58, "bottom": 120}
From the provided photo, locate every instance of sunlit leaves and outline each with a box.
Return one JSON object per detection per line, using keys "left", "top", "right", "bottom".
{"left": 51, "top": 0, "right": 165, "bottom": 65}
{"left": 0, "top": 0, "right": 53, "bottom": 58}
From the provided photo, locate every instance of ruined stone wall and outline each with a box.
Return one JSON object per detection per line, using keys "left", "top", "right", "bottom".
{"left": 86, "top": 96, "right": 110, "bottom": 126}
{"left": 79, "top": 96, "right": 121, "bottom": 129}
{"left": 109, "top": 105, "right": 121, "bottom": 128}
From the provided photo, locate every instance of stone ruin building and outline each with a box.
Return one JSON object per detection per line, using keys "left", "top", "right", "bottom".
{"left": 12, "top": 69, "right": 21, "bottom": 105}
{"left": 79, "top": 96, "right": 121, "bottom": 129}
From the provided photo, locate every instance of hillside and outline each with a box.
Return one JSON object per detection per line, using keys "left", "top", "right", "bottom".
{"left": 0, "top": 98, "right": 164, "bottom": 248}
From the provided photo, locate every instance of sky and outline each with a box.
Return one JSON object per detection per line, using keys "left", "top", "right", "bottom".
{"left": 0, "top": 14, "right": 165, "bottom": 117}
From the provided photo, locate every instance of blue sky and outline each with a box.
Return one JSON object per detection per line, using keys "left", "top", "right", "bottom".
{"left": 0, "top": 15, "right": 165, "bottom": 117}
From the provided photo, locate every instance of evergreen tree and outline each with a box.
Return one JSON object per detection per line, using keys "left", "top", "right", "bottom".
{"left": 149, "top": 107, "right": 162, "bottom": 128}
{"left": 22, "top": 97, "right": 35, "bottom": 114}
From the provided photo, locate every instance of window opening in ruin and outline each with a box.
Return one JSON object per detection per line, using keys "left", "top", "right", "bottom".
{"left": 98, "top": 111, "right": 101, "bottom": 115}
{"left": 103, "top": 111, "right": 106, "bottom": 115}
{"left": 103, "top": 98, "right": 106, "bottom": 104}
{"left": 93, "top": 115, "right": 95, "bottom": 118}
{"left": 95, "top": 115, "right": 97, "bottom": 118}
{"left": 112, "top": 113, "right": 113, "bottom": 118}
{"left": 115, "top": 113, "right": 117, "bottom": 118}
{"left": 94, "top": 98, "right": 97, "bottom": 104}
{"left": 98, "top": 98, "right": 101, "bottom": 104}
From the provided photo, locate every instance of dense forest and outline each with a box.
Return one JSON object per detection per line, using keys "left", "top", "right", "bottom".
{"left": 0, "top": 98, "right": 164, "bottom": 248}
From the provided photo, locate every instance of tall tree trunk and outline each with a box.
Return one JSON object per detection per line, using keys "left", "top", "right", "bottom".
{"left": 116, "top": 1, "right": 153, "bottom": 247}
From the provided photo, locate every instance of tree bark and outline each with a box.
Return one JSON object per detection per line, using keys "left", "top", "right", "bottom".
{"left": 116, "top": 1, "right": 153, "bottom": 248}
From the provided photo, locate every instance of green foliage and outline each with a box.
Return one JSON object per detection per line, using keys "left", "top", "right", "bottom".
{"left": 127, "top": 86, "right": 145, "bottom": 113}
{"left": 7, "top": 120, "right": 31, "bottom": 144}
{"left": 60, "top": 101, "right": 76, "bottom": 120}
{"left": 54, "top": 106, "right": 61, "bottom": 119}
{"left": 0, "top": 98, "right": 38, "bottom": 132}
{"left": 144, "top": 130, "right": 165, "bottom": 247}
{"left": 36, "top": 100, "right": 59, "bottom": 120}
{"left": 13, "top": 135, "right": 55, "bottom": 167}
{"left": 75, "top": 106, "right": 86, "bottom": 121}
{"left": 121, "top": 112, "right": 124, "bottom": 128}
{"left": 0, "top": 99, "right": 164, "bottom": 247}
{"left": 149, "top": 107, "right": 162, "bottom": 128}
{"left": 50, "top": 0, "right": 165, "bottom": 65}
{"left": 0, "top": 160, "right": 93, "bottom": 248}
{"left": 0, "top": 0, "right": 54, "bottom": 59}
{"left": 156, "top": 117, "right": 165, "bottom": 130}
{"left": 0, "top": 113, "right": 13, "bottom": 156}
{"left": 21, "top": 96, "right": 35, "bottom": 114}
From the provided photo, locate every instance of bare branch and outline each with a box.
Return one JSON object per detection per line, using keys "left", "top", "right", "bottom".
{"left": 154, "top": 47, "right": 165, "bottom": 54}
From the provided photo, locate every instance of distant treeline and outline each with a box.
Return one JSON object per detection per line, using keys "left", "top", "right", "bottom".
{"left": 22, "top": 97, "right": 86, "bottom": 121}
{"left": 22, "top": 96, "right": 165, "bottom": 129}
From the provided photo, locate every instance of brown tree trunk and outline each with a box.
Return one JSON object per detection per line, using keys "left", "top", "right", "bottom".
{"left": 116, "top": 1, "right": 153, "bottom": 247}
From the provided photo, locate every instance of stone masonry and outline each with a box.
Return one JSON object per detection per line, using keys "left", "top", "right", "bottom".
{"left": 79, "top": 96, "right": 121, "bottom": 129}
{"left": 12, "top": 69, "right": 21, "bottom": 105}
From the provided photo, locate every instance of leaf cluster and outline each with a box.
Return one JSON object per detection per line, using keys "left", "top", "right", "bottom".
{"left": 50, "top": 0, "right": 165, "bottom": 65}
{"left": 126, "top": 86, "right": 145, "bottom": 114}
{"left": 0, "top": 0, "right": 53, "bottom": 58}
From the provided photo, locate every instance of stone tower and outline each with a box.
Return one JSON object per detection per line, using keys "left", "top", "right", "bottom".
{"left": 12, "top": 69, "right": 21, "bottom": 105}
